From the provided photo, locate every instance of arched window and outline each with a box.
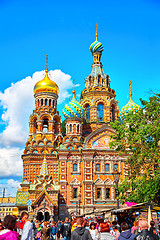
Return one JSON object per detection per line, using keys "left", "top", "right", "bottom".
{"left": 73, "top": 164, "right": 77, "bottom": 172}
{"left": 105, "top": 164, "right": 109, "bottom": 172}
{"left": 114, "top": 164, "right": 118, "bottom": 172}
{"left": 43, "top": 118, "right": 48, "bottom": 133}
{"left": 33, "top": 120, "right": 38, "bottom": 133}
{"left": 53, "top": 100, "right": 55, "bottom": 107}
{"left": 111, "top": 105, "right": 115, "bottom": 122}
{"left": 49, "top": 99, "right": 51, "bottom": 106}
{"left": 38, "top": 99, "right": 40, "bottom": 107}
{"left": 77, "top": 124, "right": 79, "bottom": 133}
{"left": 98, "top": 76, "right": 100, "bottom": 85}
{"left": 86, "top": 105, "right": 90, "bottom": 122}
{"left": 41, "top": 99, "right": 43, "bottom": 106}
{"left": 98, "top": 103, "right": 104, "bottom": 121}
{"left": 73, "top": 188, "right": 77, "bottom": 199}
{"left": 45, "top": 99, "right": 47, "bottom": 106}
{"left": 70, "top": 124, "right": 72, "bottom": 132}
{"left": 106, "top": 75, "right": 110, "bottom": 88}
{"left": 106, "top": 188, "right": 110, "bottom": 199}
{"left": 96, "top": 188, "right": 101, "bottom": 199}
{"left": 96, "top": 163, "right": 100, "bottom": 172}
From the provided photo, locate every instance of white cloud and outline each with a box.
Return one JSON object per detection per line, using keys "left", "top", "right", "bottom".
{"left": 0, "top": 69, "right": 72, "bottom": 178}
{"left": 0, "top": 148, "right": 22, "bottom": 177}
{"left": 49, "top": 70, "right": 72, "bottom": 103}
{"left": 0, "top": 179, "right": 21, "bottom": 197}
{"left": 0, "top": 70, "right": 72, "bottom": 147}
{"left": 7, "top": 179, "right": 21, "bottom": 189}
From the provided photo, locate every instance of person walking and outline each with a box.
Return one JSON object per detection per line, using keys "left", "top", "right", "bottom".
{"left": 112, "top": 226, "right": 120, "bottom": 240}
{"left": 131, "top": 221, "right": 138, "bottom": 235}
{"left": 41, "top": 221, "right": 50, "bottom": 240}
{"left": 61, "top": 217, "right": 71, "bottom": 240}
{"left": 0, "top": 215, "right": 19, "bottom": 240}
{"left": 89, "top": 222, "right": 99, "bottom": 240}
{"left": 21, "top": 212, "right": 33, "bottom": 240}
{"left": 118, "top": 222, "right": 135, "bottom": 240}
{"left": 17, "top": 216, "right": 25, "bottom": 238}
{"left": 50, "top": 222, "right": 57, "bottom": 240}
{"left": 135, "top": 220, "right": 158, "bottom": 240}
{"left": 56, "top": 220, "right": 62, "bottom": 240}
{"left": 100, "top": 221, "right": 115, "bottom": 240}
{"left": 35, "top": 222, "right": 41, "bottom": 240}
{"left": 71, "top": 218, "right": 92, "bottom": 240}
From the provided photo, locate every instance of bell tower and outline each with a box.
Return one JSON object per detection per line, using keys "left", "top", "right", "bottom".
{"left": 81, "top": 25, "right": 119, "bottom": 135}
{"left": 22, "top": 56, "right": 62, "bottom": 184}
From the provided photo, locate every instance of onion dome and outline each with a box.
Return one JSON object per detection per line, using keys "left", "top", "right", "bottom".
{"left": 62, "top": 79, "right": 84, "bottom": 118}
{"left": 121, "top": 80, "right": 140, "bottom": 116}
{"left": 90, "top": 41, "right": 104, "bottom": 53}
{"left": 34, "top": 69, "right": 59, "bottom": 95}
{"left": 90, "top": 24, "right": 104, "bottom": 53}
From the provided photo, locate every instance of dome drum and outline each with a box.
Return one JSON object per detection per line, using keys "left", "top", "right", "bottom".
{"left": 34, "top": 91, "right": 58, "bottom": 99}
{"left": 65, "top": 117, "right": 83, "bottom": 123}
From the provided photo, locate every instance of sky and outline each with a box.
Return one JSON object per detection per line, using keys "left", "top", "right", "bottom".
{"left": 0, "top": 0, "right": 159, "bottom": 197}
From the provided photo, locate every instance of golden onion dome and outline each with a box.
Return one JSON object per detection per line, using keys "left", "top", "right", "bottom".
{"left": 34, "top": 69, "right": 59, "bottom": 95}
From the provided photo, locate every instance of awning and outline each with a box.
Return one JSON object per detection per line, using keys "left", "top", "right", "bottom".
{"left": 112, "top": 202, "right": 160, "bottom": 214}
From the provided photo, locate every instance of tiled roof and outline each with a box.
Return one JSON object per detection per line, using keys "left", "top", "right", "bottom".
{"left": 16, "top": 191, "right": 30, "bottom": 206}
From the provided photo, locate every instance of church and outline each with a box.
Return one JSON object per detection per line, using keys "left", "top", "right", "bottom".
{"left": 15, "top": 26, "right": 140, "bottom": 221}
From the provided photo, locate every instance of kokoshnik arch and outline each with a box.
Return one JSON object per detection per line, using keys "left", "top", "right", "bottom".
{"left": 15, "top": 25, "right": 140, "bottom": 220}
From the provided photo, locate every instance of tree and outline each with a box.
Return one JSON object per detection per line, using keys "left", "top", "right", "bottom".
{"left": 110, "top": 93, "right": 160, "bottom": 204}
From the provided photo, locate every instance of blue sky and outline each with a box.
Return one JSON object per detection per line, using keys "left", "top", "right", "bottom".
{"left": 0, "top": 0, "right": 159, "bottom": 196}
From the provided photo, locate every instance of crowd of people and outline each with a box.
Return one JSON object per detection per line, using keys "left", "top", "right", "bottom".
{"left": 0, "top": 212, "right": 159, "bottom": 240}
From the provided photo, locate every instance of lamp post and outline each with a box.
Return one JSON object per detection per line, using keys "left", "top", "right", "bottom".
{"left": 112, "top": 171, "right": 120, "bottom": 209}
{"left": 43, "top": 198, "right": 46, "bottom": 221}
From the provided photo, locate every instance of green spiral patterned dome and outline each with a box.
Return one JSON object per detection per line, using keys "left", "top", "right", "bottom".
{"left": 62, "top": 93, "right": 84, "bottom": 119}
{"left": 121, "top": 98, "right": 140, "bottom": 116}
{"left": 121, "top": 81, "right": 140, "bottom": 117}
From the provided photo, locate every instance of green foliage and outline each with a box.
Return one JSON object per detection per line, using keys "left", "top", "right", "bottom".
{"left": 110, "top": 93, "right": 160, "bottom": 204}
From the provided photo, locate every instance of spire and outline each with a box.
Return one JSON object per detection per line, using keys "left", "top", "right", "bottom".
{"left": 45, "top": 54, "right": 48, "bottom": 73}
{"left": 129, "top": 80, "right": 132, "bottom": 100}
{"left": 90, "top": 24, "right": 104, "bottom": 54}
{"left": 40, "top": 149, "right": 49, "bottom": 176}
{"left": 96, "top": 23, "right": 98, "bottom": 41}
{"left": 72, "top": 78, "right": 76, "bottom": 99}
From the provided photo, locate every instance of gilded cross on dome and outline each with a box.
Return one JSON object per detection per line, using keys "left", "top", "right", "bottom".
{"left": 72, "top": 78, "right": 76, "bottom": 99}
{"left": 96, "top": 23, "right": 98, "bottom": 41}
{"left": 46, "top": 54, "right": 48, "bottom": 71}
{"left": 129, "top": 80, "right": 132, "bottom": 100}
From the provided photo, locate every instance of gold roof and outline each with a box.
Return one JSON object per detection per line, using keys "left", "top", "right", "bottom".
{"left": 34, "top": 69, "right": 59, "bottom": 95}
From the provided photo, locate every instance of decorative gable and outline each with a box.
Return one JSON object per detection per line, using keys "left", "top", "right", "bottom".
{"left": 94, "top": 178, "right": 104, "bottom": 185}
{"left": 70, "top": 178, "right": 81, "bottom": 186}
{"left": 104, "top": 178, "right": 113, "bottom": 185}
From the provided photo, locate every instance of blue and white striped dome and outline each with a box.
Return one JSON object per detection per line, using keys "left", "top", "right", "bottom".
{"left": 90, "top": 40, "right": 104, "bottom": 53}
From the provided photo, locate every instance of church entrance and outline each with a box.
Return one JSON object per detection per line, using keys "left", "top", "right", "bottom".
{"left": 37, "top": 211, "right": 50, "bottom": 221}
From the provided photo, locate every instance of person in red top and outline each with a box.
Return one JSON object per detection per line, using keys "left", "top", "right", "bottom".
{"left": 16, "top": 215, "right": 25, "bottom": 238}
